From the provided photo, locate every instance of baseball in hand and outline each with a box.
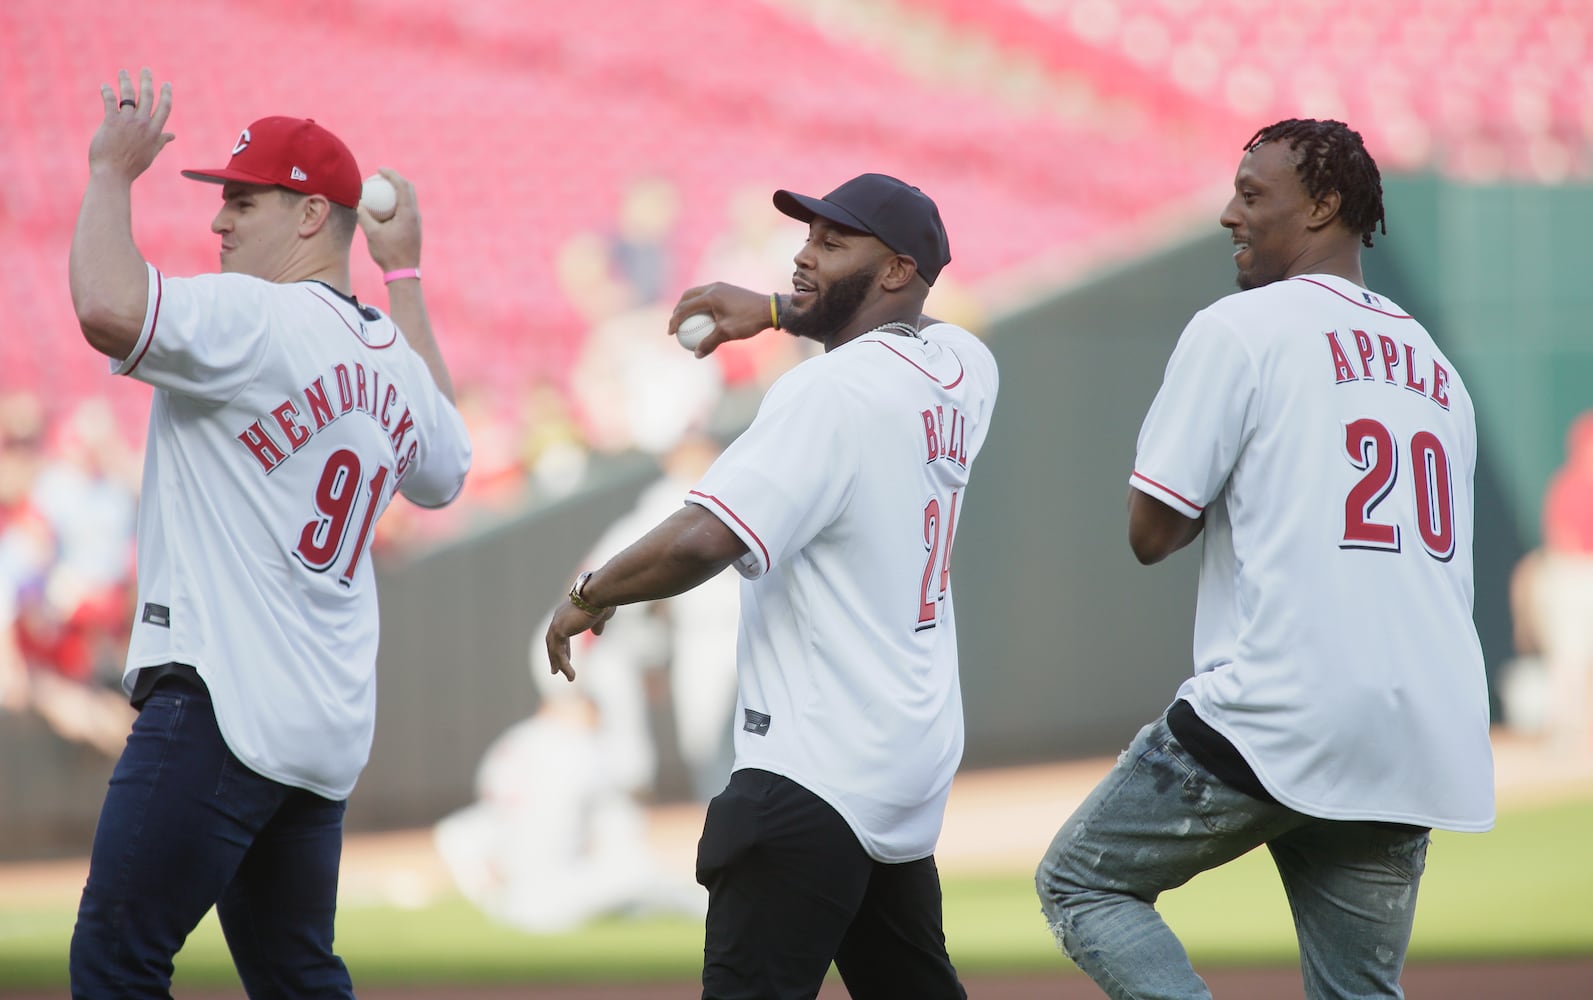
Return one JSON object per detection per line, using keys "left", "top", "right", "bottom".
{"left": 676, "top": 313, "right": 715, "bottom": 352}
{"left": 361, "top": 174, "right": 398, "bottom": 221}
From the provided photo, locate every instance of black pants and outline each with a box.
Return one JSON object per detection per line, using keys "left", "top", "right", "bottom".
{"left": 695, "top": 768, "right": 965, "bottom": 1000}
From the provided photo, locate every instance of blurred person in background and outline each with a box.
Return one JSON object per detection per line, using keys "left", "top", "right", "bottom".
{"left": 1035, "top": 119, "right": 1494, "bottom": 1000}
{"left": 566, "top": 185, "right": 723, "bottom": 460}
{"left": 608, "top": 175, "right": 682, "bottom": 308}
{"left": 0, "top": 392, "right": 136, "bottom": 753}
{"left": 534, "top": 429, "right": 741, "bottom": 802}
{"left": 434, "top": 432, "right": 736, "bottom": 932}
{"left": 1496, "top": 547, "right": 1549, "bottom": 734}
{"left": 545, "top": 173, "right": 998, "bottom": 999}
{"left": 693, "top": 182, "right": 816, "bottom": 394}
{"left": 432, "top": 691, "right": 705, "bottom": 934}
{"left": 654, "top": 433, "right": 742, "bottom": 800}
{"left": 451, "top": 383, "right": 529, "bottom": 512}
{"left": 516, "top": 376, "right": 590, "bottom": 502}
{"left": 0, "top": 392, "right": 54, "bottom": 714}
{"left": 1529, "top": 411, "right": 1593, "bottom": 752}
{"left": 23, "top": 400, "right": 139, "bottom": 680}
{"left": 10, "top": 399, "right": 141, "bottom": 757}
{"left": 66, "top": 69, "right": 470, "bottom": 998}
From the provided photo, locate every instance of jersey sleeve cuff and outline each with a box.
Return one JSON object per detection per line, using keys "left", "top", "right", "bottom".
{"left": 111, "top": 263, "right": 162, "bottom": 377}
{"left": 686, "top": 490, "right": 769, "bottom": 579}
{"left": 1129, "top": 471, "right": 1205, "bottom": 518}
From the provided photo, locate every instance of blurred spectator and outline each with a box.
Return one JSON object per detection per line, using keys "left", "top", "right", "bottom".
{"left": 691, "top": 183, "right": 815, "bottom": 392}
{"left": 558, "top": 176, "right": 723, "bottom": 458}
{"left": 432, "top": 693, "right": 704, "bottom": 934}
{"left": 557, "top": 230, "right": 640, "bottom": 328}
{"left": 525, "top": 431, "right": 738, "bottom": 799}
{"left": 516, "top": 377, "right": 589, "bottom": 503}
{"left": 370, "top": 373, "right": 589, "bottom": 556}
{"left": 0, "top": 393, "right": 137, "bottom": 756}
{"left": 433, "top": 430, "right": 743, "bottom": 931}
{"left": 655, "top": 433, "right": 740, "bottom": 800}
{"left": 0, "top": 392, "right": 52, "bottom": 712}
{"left": 608, "top": 176, "right": 682, "bottom": 307}
{"left": 1529, "top": 412, "right": 1593, "bottom": 752}
{"left": 1499, "top": 547, "right": 1549, "bottom": 734}
{"left": 24, "top": 400, "right": 139, "bottom": 681}
{"left": 453, "top": 384, "right": 528, "bottom": 512}
{"left": 570, "top": 302, "right": 723, "bottom": 456}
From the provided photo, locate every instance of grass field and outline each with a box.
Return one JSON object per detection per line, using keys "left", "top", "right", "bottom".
{"left": 2, "top": 794, "right": 1588, "bottom": 991}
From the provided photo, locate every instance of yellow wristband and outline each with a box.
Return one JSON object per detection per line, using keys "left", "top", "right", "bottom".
{"left": 770, "top": 293, "right": 781, "bottom": 330}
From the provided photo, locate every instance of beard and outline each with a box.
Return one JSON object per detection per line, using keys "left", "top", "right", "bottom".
{"left": 781, "top": 267, "right": 878, "bottom": 345}
{"left": 1236, "top": 269, "right": 1286, "bottom": 292}
{"left": 1234, "top": 252, "right": 1283, "bottom": 292}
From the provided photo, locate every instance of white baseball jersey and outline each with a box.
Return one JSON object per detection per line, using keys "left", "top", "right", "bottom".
{"left": 688, "top": 323, "right": 999, "bottom": 862}
{"left": 114, "top": 263, "right": 471, "bottom": 799}
{"left": 1132, "top": 273, "right": 1494, "bottom": 832}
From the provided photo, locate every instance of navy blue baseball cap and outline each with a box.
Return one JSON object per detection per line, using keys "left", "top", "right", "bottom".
{"left": 773, "top": 173, "right": 952, "bottom": 286}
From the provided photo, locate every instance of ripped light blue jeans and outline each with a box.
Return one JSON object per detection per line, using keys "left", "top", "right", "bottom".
{"left": 1035, "top": 713, "right": 1430, "bottom": 1000}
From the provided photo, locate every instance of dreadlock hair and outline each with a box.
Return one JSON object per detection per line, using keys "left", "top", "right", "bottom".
{"left": 1244, "top": 119, "right": 1386, "bottom": 248}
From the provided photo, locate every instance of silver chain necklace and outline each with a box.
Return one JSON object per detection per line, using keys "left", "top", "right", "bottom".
{"left": 868, "top": 321, "right": 922, "bottom": 340}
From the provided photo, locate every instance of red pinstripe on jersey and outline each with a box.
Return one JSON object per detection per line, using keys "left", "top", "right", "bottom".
{"left": 121, "top": 270, "right": 164, "bottom": 376}
{"left": 1131, "top": 470, "right": 1205, "bottom": 512}
{"left": 1293, "top": 277, "right": 1413, "bottom": 319}
{"left": 870, "top": 339, "right": 965, "bottom": 389}
{"left": 688, "top": 489, "right": 770, "bottom": 569}
{"left": 305, "top": 287, "right": 398, "bottom": 348}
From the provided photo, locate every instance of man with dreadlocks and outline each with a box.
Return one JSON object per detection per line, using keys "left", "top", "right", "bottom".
{"left": 1035, "top": 118, "right": 1495, "bottom": 999}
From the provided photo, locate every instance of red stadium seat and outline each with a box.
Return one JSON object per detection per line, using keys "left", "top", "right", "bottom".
{"left": 4, "top": 0, "right": 1583, "bottom": 413}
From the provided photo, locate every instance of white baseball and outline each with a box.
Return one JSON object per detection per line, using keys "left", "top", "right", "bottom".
{"left": 676, "top": 313, "right": 715, "bottom": 351}
{"left": 361, "top": 174, "right": 398, "bottom": 221}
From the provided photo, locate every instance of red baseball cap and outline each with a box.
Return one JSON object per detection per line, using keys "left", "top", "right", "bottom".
{"left": 182, "top": 116, "right": 362, "bottom": 209}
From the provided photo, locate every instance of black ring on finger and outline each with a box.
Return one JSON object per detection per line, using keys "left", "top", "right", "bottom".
{"left": 118, "top": 99, "right": 136, "bottom": 109}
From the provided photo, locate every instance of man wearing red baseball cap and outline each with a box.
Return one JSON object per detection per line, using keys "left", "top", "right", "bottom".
{"left": 68, "top": 68, "right": 472, "bottom": 998}
{"left": 181, "top": 114, "right": 365, "bottom": 209}
{"left": 172, "top": 114, "right": 366, "bottom": 281}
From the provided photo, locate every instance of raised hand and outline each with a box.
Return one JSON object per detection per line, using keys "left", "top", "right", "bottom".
{"left": 90, "top": 68, "right": 174, "bottom": 183}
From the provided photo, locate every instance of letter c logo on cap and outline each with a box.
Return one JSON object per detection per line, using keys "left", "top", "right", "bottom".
{"left": 232, "top": 129, "right": 252, "bottom": 156}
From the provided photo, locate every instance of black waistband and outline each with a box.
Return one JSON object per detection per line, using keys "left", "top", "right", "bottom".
{"left": 129, "top": 662, "right": 206, "bottom": 708}
{"left": 1166, "top": 698, "right": 1277, "bottom": 804}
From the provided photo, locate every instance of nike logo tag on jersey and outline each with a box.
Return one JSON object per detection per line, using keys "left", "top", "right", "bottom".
{"left": 141, "top": 603, "right": 171, "bottom": 628}
{"left": 743, "top": 709, "right": 771, "bottom": 736}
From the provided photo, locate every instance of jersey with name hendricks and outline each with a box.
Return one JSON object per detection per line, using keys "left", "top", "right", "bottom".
{"left": 1131, "top": 274, "right": 1494, "bottom": 832}
{"left": 114, "top": 265, "right": 471, "bottom": 800}
{"left": 688, "top": 323, "right": 999, "bottom": 863}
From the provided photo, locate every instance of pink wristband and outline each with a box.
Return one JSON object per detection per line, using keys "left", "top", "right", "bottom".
{"left": 382, "top": 268, "right": 421, "bottom": 284}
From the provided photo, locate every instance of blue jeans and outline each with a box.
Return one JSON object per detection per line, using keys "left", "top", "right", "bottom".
{"left": 1035, "top": 713, "right": 1429, "bottom": 1000}
{"left": 70, "top": 673, "right": 354, "bottom": 999}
